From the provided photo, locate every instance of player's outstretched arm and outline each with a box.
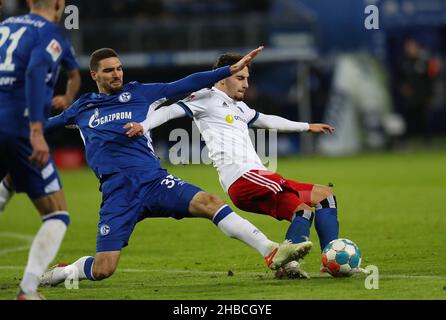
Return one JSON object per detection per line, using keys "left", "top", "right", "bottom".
{"left": 124, "top": 104, "right": 187, "bottom": 137}
{"left": 253, "top": 113, "right": 334, "bottom": 134}
{"left": 161, "top": 46, "right": 264, "bottom": 99}
{"left": 45, "top": 101, "right": 80, "bottom": 133}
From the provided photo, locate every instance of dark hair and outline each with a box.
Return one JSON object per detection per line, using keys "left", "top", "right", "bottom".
{"left": 90, "top": 48, "right": 119, "bottom": 71}
{"left": 213, "top": 53, "right": 250, "bottom": 70}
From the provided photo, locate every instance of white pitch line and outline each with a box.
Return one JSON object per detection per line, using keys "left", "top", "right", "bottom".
{"left": 0, "top": 245, "right": 31, "bottom": 256}
{"left": 379, "top": 274, "right": 446, "bottom": 280}
{"left": 0, "top": 232, "right": 33, "bottom": 256}
{"left": 0, "top": 266, "right": 23, "bottom": 270}
{"left": 0, "top": 232, "right": 34, "bottom": 242}
{"left": 0, "top": 264, "right": 445, "bottom": 280}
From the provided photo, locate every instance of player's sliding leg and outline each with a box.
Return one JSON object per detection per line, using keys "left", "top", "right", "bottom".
{"left": 41, "top": 192, "right": 313, "bottom": 287}
{"left": 285, "top": 204, "right": 314, "bottom": 244}
{"left": 41, "top": 252, "right": 120, "bottom": 287}
{"left": 273, "top": 192, "right": 313, "bottom": 279}
{"left": 228, "top": 172, "right": 314, "bottom": 277}
{"left": 311, "top": 185, "right": 339, "bottom": 251}
{"left": 17, "top": 190, "right": 70, "bottom": 300}
{"left": 281, "top": 184, "right": 339, "bottom": 274}
{"left": 41, "top": 173, "right": 312, "bottom": 288}
{"left": 188, "top": 192, "right": 312, "bottom": 270}
{"left": 189, "top": 192, "right": 275, "bottom": 256}
{"left": 0, "top": 174, "right": 14, "bottom": 214}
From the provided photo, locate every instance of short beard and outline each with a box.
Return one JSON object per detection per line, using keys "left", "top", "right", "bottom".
{"left": 107, "top": 85, "right": 123, "bottom": 95}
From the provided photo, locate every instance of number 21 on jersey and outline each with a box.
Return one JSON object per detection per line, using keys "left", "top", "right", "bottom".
{"left": 0, "top": 26, "right": 27, "bottom": 71}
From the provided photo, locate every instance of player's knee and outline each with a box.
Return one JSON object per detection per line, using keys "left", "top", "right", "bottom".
{"left": 321, "top": 185, "right": 335, "bottom": 197}
{"left": 189, "top": 192, "right": 226, "bottom": 219}
{"left": 312, "top": 185, "right": 335, "bottom": 206}
{"left": 33, "top": 190, "right": 68, "bottom": 216}
{"left": 92, "top": 251, "right": 120, "bottom": 280}
{"left": 200, "top": 192, "right": 225, "bottom": 212}
{"left": 207, "top": 193, "right": 226, "bottom": 210}
{"left": 93, "top": 269, "right": 114, "bottom": 280}
{"left": 92, "top": 262, "right": 117, "bottom": 280}
{"left": 312, "top": 185, "right": 337, "bottom": 208}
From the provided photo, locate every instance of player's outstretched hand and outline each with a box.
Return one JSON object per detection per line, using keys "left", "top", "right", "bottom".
{"left": 29, "top": 123, "right": 49, "bottom": 168}
{"left": 309, "top": 123, "right": 335, "bottom": 134}
{"left": 124, "top": 122, "right": 144, "bottom": 137}
{"left": 229, "top": 46, "right": 264, "bottom": 74}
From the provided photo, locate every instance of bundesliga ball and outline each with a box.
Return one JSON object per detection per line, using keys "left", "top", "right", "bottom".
{"left": 321, "top": 238, "right": 362, "bottom": 277}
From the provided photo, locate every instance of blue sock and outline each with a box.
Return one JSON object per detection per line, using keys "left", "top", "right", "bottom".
{"left": 285, "top": 210, "right": 313, "bottom": 244}
{"left": 315, "top": 208, "right": 339, "bottom": 251}
{"left": 212, "top": 205, "right": 233, "bottom": 226}
{"left": 83, "top": 256, "right": 95, "bottom": 281}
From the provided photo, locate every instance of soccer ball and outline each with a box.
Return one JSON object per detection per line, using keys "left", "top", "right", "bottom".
{"left": 321, "top": 238, "right": 362, "bottom": 277}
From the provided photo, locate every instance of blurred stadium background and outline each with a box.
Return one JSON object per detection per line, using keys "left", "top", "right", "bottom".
{"left": 2, "top": 0, "right": 446, "bottom": 168}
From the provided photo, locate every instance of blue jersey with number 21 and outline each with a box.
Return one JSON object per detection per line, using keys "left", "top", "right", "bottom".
{"left": 0, "top": 14, "right": 78, "bottom": 137}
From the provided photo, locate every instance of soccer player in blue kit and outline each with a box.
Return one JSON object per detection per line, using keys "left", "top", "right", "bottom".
{"left": 0, "top": 1, "right": 81, "bottom": 213}
{"left": 40, "top": 48, "right": 313, "bottom": 288}
{"left": 0, "top": 0, "right": 80, "bottom": 299}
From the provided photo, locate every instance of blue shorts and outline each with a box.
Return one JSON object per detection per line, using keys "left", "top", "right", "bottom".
{"left": 0, "top": 133, "right": 62, "bottom": 199}
{"left": 96, "top": 169, "right": 203, "bottom": 252}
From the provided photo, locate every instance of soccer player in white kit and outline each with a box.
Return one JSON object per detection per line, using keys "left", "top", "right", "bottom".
{"left": 125, "top": 53, "right": 338, "bottom": 278}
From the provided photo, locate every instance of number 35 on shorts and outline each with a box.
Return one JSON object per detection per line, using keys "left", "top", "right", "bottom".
{"left": 160, "top": 174, "right": 183, "bottom": 189}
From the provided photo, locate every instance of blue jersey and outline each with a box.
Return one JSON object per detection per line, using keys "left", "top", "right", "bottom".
{"left": 0, "top": 14, "right": 79, "bottom": 137}
{"left": 46, "top": 66, "right": 232, "bottom": 179}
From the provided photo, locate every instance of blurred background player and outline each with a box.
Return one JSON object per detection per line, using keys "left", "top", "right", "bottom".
{"left": 39, "top": 47, "right": 312, "bottom": 288}
{"left": 397, "top": 38, "right": 438, "bottom": 146}
{"left": 0, "top": 0, "right": 80, "bottom": 299}
{"left": 125, "top": 53, "right": 337, "bottom": 279}
{"left": 0, "top": 0, "right": 80, "bottom": 214}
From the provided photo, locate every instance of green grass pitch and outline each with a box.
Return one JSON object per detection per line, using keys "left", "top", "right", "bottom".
{"left": 1, "top": 150, "right": 445, "bottom": 300}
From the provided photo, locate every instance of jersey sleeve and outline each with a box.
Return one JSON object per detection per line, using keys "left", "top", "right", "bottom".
{"left": 242, "top": 103, "right": 260, "bottom": 128}
{"left": 176, "top": 91, "right": 210, "bottom": 118}
{"left": 26, "top": 35, "right": 60, "bottom": 123}
{"left": 134, "top": 66, "right": 232, "bottom": 102}
{"left": 252, "top": 113, "right": 310, "bottom": 132}
{"left": 28, "top": 33, "right": 65, "bottom": 70}
{"left": 141, "top": 104, "right": 187, "bottom": 133}
{"left": 131, "top": 82, "right": 166, "bottom": 103}
{"left": 44, "top": 99, "right": 80, "bottom": 132}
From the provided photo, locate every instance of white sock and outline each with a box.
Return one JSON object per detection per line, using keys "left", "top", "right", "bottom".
{"left": 213, "top": 205, "right": 275, "bottom": 256}
{"left": 0, "top": 179, "right": 13, "bottom": 213}
{"left": 50, "top": 256, "right": 94, "bottom": 284}
{"left": 20, "top": 214, "right": 69, "bottom": 293}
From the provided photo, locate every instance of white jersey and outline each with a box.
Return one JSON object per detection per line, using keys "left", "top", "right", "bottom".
{"left": 177, "top": 87, "right": 266, "bottom": 192}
